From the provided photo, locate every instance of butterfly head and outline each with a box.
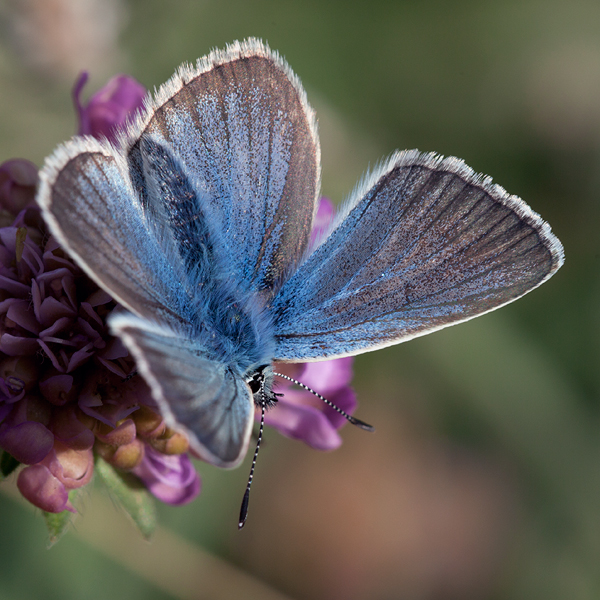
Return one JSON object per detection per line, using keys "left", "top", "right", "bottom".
{"left": 245, "top": 364, "right": 279, "bottom": 409}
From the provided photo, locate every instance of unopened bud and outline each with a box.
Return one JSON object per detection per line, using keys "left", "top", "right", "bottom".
{"left": 109, "top": 438, "right": 145, "bottom": 470}
{"left": 132, "top": 405, "right": 166, "bottom": 439}
{"left": 150, "top": 430, "right": 189, "bottom": 455}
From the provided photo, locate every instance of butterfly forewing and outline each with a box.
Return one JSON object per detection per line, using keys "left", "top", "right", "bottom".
{"left": 38, "top": 140, "right": 194, "bottom": 330}
{"left": 271, "top": 151, "right": 564, "bottom": 361}
{"left": 126, "top": 39, "right": 320, "bottom": 294}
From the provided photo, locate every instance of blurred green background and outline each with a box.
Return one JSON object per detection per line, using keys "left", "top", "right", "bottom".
{"left": 0, "top": 0, "right": 598, "bottom": 599}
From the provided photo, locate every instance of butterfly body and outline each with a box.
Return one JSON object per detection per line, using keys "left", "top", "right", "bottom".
{"left": 38, "top": 39, "right": 563, "bottom": 470}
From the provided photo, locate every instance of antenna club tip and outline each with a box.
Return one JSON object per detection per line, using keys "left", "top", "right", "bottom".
{"left": 349, "top": 417, "right": 376, "bottom": 432}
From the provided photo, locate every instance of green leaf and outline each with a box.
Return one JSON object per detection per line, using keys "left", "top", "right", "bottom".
{"left": 95, "top": 457, "right": 157, "bottom": 539}
{"left": 0, "top": 450, "right": 20, "bottom": 479}
{"left": 43, "top": 488, "right": 80, "bottom": 548}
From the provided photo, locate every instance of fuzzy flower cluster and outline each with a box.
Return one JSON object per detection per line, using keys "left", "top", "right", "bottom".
{"left": 0, "top": 71, "right": 356, "bottom": 520}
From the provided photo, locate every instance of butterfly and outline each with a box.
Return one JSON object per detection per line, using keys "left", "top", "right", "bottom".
{"left": 37, "top": 38, "right": 564, "bottom": 499}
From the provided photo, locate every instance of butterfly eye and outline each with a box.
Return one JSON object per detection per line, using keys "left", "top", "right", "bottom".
{"left": 247, "top": 375, "right": 262, "bottom": 394}
{"left": 246, "top": 365, "right": 269, "bottom": 395}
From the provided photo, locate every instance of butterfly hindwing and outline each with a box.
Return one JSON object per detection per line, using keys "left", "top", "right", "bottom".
{"left": 111, "top": 314, "right": 254, "bottom": 468}
{"left": 125, "top": 38, "right": 320, "bottom": 294}
{"left": 271, "top": 151, "right": 564, "bottom": 361}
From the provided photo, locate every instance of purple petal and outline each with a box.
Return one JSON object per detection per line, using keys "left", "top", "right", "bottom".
{"left": 299, "top": 357, "right": 355, "bottom": 394}
{"left": 6, "top": 300, "right": 41, "bottom": 334}
{"left": 309, "top": 197, "right": 335, "bottom": 245}
{"left": 78, "top": 392, "right": 138, "bottom": 428}
{"left": 36, "top": 267, "right": 73, "bottom": 283}
{"left": 86, "top": 289, "right": 112, "bottom": 307}
{"left": 264, "top": 400, "right": 343, "bottom": 451}
{"left": 39, "top": 374, "right": 73, "bottom": 406}
{"left": 268, "top": 357, "right": 357, "bottom": 446}
{"left": 50, "top": 406, "right": 95, "bottom": 450}
{"left": 0, "top": 274, "right": 30, "bottom": 297}
{"left": 0, "top": 420, "right": 54, "bottom": 464}
{"left": 75, "top": 73, "right": 146, "bottom": 142}
{"left": 39, "top": 316, "right": 74, "bottom": 338}
{"left": 36, "top": 340, "right": 63, "bottom": 371}
{"left": 96, "top": 356, "right": 127, "bottom": 377}
{"left": 133, "top": 447, "right": 201, "bottom": 506}
{"left": 17, "top": 464, "right": 72, "bottom": 513}
{"left": 0, "top": 334, "right": 39, "bottom": 356}
{"left": 38, "top": 296, "right": 76, "bottom": 326}
{"left": 73, "top": 72, "right": 91, "bottom": 135}
{"left": 66, "top": 342, "right": 95, "bottom": 372}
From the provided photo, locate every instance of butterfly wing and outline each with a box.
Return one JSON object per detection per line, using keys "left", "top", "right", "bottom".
{"left": 39, "top": 138, "right": 262, "bottom": 466}
{"left": 272, "top": 151, "right": 564, "bottom": 361}
{"left": 125, "top": 38, "right": 320, "bottom": 294}
{"left": 111, "top": 314, "right": 253, "bottom": 468}
{"left": 38, "top": 138, "right": 194, "bottom": 330}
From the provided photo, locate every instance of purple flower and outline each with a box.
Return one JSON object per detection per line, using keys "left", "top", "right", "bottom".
{"left": 73, "top": 72, "right": 146, "bottom": 143}
{"left": 132, "top": 446, "right": 201, "bottom": 506}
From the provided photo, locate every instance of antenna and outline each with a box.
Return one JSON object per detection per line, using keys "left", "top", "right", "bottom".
{"left": 272, "top": 372, "right": 375, "bottom": 432}
{"left": 238, "top": 390, "right": 267, "bottom": 529}
{"left": 238, "top": 367, "right": 376, "bottom": 529}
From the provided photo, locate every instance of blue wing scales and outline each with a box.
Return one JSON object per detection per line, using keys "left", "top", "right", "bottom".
{"left": 125, "top": 38, "right": 320, "bottom": 294}
{"left": 271, "top": 151, "right": 564, "bottom": 361}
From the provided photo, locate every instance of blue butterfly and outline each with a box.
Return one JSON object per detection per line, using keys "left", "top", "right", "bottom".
{"left": 37, "top": 38, "right": 564, "bottom": 489}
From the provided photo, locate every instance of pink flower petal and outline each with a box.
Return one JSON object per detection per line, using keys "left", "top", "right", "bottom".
{"left": 264, "top": 399, "right": 343, "bottom": 451}
{"left": 300, "top": 357, "right": 355, "bottom": 394}
{"left": 42, "top": 443, "right": 94, "bottom": 489}
{"left": 50, "top": 406, "right": 95, "bottom": 450}
{"left": 75, "top": 73, "right": 146, "bottom": 143}
{"left": 133, "top": 447, "right": 201, "bottom": 506}
{"left": 17, "top": 464, "right": 71, "bottom": 513}
{"left": 6, "top": 300, "right": 41, "bottom": 334}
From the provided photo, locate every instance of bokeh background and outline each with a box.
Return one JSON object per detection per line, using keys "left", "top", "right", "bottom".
{"left": 0, "top": 1, "right": 598, "bottom": 599}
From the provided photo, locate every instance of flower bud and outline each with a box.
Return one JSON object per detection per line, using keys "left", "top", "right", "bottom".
{"left": 150, "top": 430, "right": 189, "bottom": 455}
{"left": 132, "top": 405, "right": 166, "bottom": 439}
{"left": 43, "top": 441, "right": 94, "bottom": 490}
{"left": 109, "top": 438, "right": 145, "bottom": 470}
{"left": 17, "top": 464, "right": 71, "bottom": 513}
{"left": 0, "top": 159, "right": 38, "bottom": 217}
